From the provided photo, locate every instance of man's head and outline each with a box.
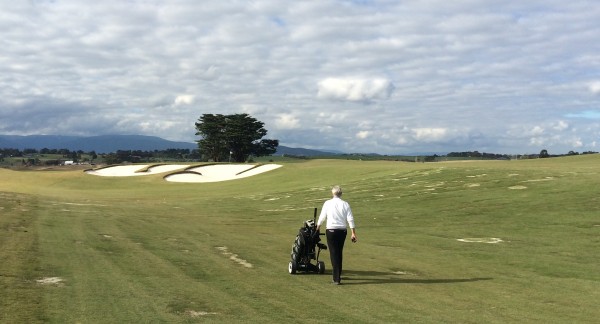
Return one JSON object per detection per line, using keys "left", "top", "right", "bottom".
{"left": 331, "top": 185, "right": 342, "bottom": 197}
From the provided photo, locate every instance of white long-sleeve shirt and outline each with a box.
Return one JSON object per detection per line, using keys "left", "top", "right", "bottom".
{"left": 317, "top": 196, "right": 355, "bottom": 230}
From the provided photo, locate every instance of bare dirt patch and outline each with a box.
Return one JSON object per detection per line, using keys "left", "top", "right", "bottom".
{"left": 186, "top": 310, "right": 218, "bottom": 317}
{"left": 457, "top": 238, "right": 504, "bottom": 244}
{"left": 466, "top": 174, "right": 487, "bottom": 178}
{"left": 523, "top": 177, "right": 555, "bottom": 182}
{"left": 508, "top": 185, "right": 527, "bottom": 190}
{"left": 215, "top": 246, "right": 253, "bottom": 268}
{"left": 36, "top": 277, "right": 65, "bottom": 285}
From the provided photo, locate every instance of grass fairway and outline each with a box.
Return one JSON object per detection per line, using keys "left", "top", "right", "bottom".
{"left": 1, "top": 156, "right": 599, "bottom": 323}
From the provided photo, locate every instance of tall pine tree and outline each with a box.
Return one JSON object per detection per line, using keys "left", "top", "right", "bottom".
{"left": 195, "top": 113, "right": 278, "bottom": 162}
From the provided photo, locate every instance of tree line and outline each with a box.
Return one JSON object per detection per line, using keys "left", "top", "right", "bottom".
{"left": 0, "top": 148, "right": 96, "bottom": 162}
{"left": 0, "top": 148, "right": 199, "bottom": 165}
{"left": 447, "top": 150, "right": 597, "bottom": 159}
{"left": 102, "top": 149, "right": 200, "bottom": 164}
{"left": 1, "top": 113, "right": 280, "bottom": 165}
{"left": 5, "top": 113, "right": 597, "bottom": 165}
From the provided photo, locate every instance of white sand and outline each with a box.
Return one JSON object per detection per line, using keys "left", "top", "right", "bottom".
{"left": 141, "top": 164, "right": 191, "bottom": 174}
{"left": 164, "top": 164, "right": 282, "bottom": 183}
{"left": 86, "top": 163, "right": 282, "bottom": 183}
{"left": 86, "top": 164, "right": 189, "bottom": 177}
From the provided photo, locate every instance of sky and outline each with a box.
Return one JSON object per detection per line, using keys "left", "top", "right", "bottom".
{"left": 1, "top": 0, "right": 599, "bottom": 154}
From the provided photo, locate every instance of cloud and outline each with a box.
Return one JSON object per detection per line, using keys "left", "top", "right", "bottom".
{"left": 530, "top": 126, "right": 545, "bottom": 136}
{"left": 356, "top": 130, "right": 370, "bottom": 139}
{"left": 1, "top": 0, "right": 599, "bottom": 154}
{"left": 174, "top": 95, "right": 195, "bottom": 106}
{"left": 588, "top": 81, "right": 600, "bottom": 94}
{"left": 274, "top": 114, "right": 300, "bottom": 129}
{"left": 412, "top": 128, "right": 449, "bottom": 142}
{"left": 552, "top": 121, "right": 569, "bottom": 131}
{"left": 317, "top": 77, "right": 394, "bottom": 102}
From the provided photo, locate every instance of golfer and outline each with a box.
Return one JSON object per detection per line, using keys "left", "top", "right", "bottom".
{"left": 316, "top": 185, "right": 357, "bottom": 285}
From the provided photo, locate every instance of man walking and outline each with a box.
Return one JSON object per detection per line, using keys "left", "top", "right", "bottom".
{"left": 316, "top": 185, "right": 357, "bottom": 285}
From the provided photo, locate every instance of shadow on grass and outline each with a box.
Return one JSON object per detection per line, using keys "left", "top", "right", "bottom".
{"left": 339, "top": 270, "right": 493, "bottom": 285}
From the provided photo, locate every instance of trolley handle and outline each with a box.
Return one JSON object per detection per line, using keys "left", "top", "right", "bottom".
{"left": 313, "top": 207, "right": 325, "bottom": 235}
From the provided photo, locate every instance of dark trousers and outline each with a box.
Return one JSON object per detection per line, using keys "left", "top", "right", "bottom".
{"left": 326, "top": 229, "right": 347, "bottom": 283}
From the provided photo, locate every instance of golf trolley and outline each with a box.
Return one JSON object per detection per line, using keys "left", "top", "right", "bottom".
{"left": 288, "top": 208, "right": 327, "bottom": 274}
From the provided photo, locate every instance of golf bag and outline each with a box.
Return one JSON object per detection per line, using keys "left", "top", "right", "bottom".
{"left": 288, "top": 208, "right": 327, "bottom": 274}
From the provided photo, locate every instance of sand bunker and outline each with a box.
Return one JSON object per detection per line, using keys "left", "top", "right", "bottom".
{"left": 86, "top": 164, "right": 189, "bottom": 176}
{"left": 165, "top": 164, "right": 282, "bottom": 183}
{"left": 86, "top": 163, "right": 281, "bottom": 183}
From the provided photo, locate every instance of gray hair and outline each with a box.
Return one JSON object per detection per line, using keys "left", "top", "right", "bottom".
{"left": 331, "top": 185, "right": 342, "bottom": 197}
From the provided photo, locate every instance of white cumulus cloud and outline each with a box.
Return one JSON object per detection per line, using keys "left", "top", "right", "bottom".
{"left": 588, "top": 81, "right": 600, "bottom": 94}
{"left": 356, "top": 130, "right": 370, "bottom": 139}
{"left": 275, "top": 114, "right": 300, "bottom": 129}
{"left": 412, "top": 128, "right": 448, "bottom": 142}
{"left": 530, "top": 126, "right": 545, "bottom": 136}
{"left": 317, "top": 77, "right": 394, "bottom": 102}
{"left": 572, "top": 138, "right": 583, "bottom": 148}
{"left": 174, "top": 95, "right": 195, "bottom": 106}
{"left": 553, "top": 121, "right": 569, "bottom": 131}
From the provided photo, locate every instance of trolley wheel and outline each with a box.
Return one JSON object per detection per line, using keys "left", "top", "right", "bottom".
{"left": 317, "top": 261, "right": 325, "bottom": 274}
{"left": 288, "top": 260, "right": 298, "bottom": 274}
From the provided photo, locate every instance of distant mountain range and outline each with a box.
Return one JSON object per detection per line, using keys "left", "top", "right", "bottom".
{"left": 0, "top": 134, "right": 338, "bottom": 156}
{"left": 0, "top": 135, "right": 197, "bottom": 153}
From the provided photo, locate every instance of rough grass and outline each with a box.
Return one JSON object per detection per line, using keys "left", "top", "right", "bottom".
{"left": 1, "top": 156, "right": 599, "bottom": 323}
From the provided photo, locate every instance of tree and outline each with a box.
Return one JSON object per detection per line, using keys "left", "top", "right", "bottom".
{"left": 195, "top": 114, "right": 229, "bottom": 162}
{"left": 103, "top": 153, "right": 120, "bottom": 165}
{"left": 539, "top": 149, "right": 549, "bottom": 158}
{"left": 253, "top": 139, "right": 279, "bottom": 158}
{"left": 195, "top": 113, "right": 279, "bottom": 162}
{"left": 70, "top": 151, "right": 79, "bottom": 162}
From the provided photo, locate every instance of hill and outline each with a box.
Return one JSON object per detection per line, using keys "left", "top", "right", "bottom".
{"left": 0, "top": 134, "right": 339, "bottom": 156}
{"left": 0, "top": 135, "right": 197, "bottom": 153}
{"left": 272, "top": 145, "right": 339, "bottom": 156}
